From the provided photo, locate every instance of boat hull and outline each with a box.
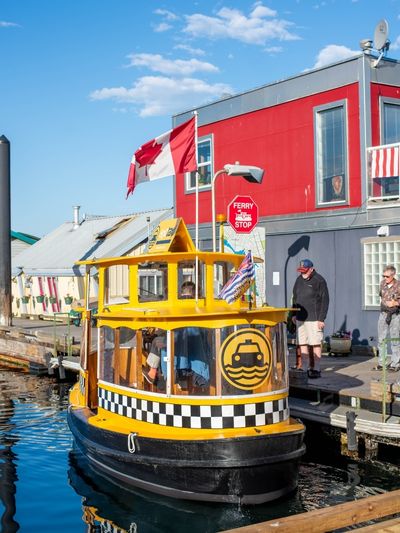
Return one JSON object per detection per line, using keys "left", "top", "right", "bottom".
{"left": 67, "top": 406, "right": 305, "bottom": 504}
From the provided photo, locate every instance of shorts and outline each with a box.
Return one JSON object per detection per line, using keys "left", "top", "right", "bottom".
{"left": 296, "top": 321, "right": 323, "bottom": 346}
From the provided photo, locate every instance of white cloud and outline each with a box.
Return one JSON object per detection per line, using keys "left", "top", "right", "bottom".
{"left": 154, "top": 22, "right": 172, "bottom": 33}
{"left": 174, "top": 44, "right": 205, "bottom": 56}
{"left": 154, "top": 8, "right": 178, "bottom": 21}
{"left": 264, "top": 46, "right": 283, "bottom": 54}
{"left": 0, "top": 21, "right": 19, "bottom": 27}
{"left": 183, "top": 4, "right": 299, "bottom": 45}
{"left": 90, "top": 76, "right": 233, "bottom": 117}
{"left": 251, "top": 3, "right": 276, "bottom": 18}
{"left": 126, "top": 53, "right": 218, "bottom": 75}
{"left": 390, "top": 35, "right": 400, "bottom": 50}
{"left": 312, "top": 44, "right": 359, "bottom": 69}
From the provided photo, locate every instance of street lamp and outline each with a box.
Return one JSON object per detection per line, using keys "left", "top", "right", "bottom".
{"left": 211, "top": 163, "right": 264, "bottom": 251}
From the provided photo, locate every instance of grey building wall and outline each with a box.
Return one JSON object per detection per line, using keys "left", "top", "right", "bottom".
{"left": 265, "top": 225, "right": 400, "bottom": 345}
{"left": 187, "top": 221, "right": 396, "bottom": 345}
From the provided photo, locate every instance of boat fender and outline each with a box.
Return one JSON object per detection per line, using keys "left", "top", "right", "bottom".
{"left": 128, "top": 432, "right": 138, "bottom": 454}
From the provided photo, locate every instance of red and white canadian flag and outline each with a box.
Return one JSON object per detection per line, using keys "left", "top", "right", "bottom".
{"left": 126, "top": 117, "right": 197, "bottom": 197}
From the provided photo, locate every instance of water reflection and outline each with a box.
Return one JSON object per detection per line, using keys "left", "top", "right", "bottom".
{"left": 0, "top": 367, "right": 400, "bottom": 532}
{"left": 68, "top": 448, "right": 256, "bottom": 533}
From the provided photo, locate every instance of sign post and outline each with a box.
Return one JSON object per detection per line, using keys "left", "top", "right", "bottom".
{"left": 227, "top": 195, "right": 259, "bottom": 234}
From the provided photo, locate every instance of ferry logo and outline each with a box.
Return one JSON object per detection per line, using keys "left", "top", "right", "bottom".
{"left": 219, "top": 329, "right": 272, "bottom": 390}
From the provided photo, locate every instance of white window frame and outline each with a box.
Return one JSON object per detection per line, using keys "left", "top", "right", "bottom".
{"left": 362, "top": 236, "right": 400, "bottom": 309}
{"left": 185, "top": 134, "right": 213, "bottom": 193}
{"left": 314, "top": 100, "right": 349, "bottom": 208}
{"left": 104, "top": 264, "right": 130, "bottom": 305}
{"left": 380, "top": 96, "right": 400, "bottom": 145}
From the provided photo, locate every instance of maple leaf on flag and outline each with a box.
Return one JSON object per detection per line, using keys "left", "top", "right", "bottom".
{"left": 135, "top": 140, "right": 163, "bottom": 168}
{"left": 126, "top": 117, "right": 197, "bottom": 197}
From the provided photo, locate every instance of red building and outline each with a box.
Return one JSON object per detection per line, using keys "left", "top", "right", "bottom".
{"left": 172, "top": 53, "right": 400, "bottom": 346}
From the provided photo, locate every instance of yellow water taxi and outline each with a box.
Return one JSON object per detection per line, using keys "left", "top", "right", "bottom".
{"left": 67, "top": 218, "right": 305, "bottom": 504}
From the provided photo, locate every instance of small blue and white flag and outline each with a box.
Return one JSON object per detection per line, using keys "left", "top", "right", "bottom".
{"left": 218, "top": 251, "right": 255, "bottom": 304}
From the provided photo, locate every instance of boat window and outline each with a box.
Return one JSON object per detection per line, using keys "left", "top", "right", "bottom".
{"left": 141, "top": 328, "right": 168, "bottom": 394}
{"left": 269, "top": 322, "right": 288, "bottom": 390}
{"left": 104, "top": 264, "right": 129, "bottom": 305}
{"left": 138, "top": 262, "right": 168, "bottom": 302}
{"left": 177, "top": 261, "right": 204, "bottom": 299}
{"left": 99, "top": 326, "right": 115, "bottom": 383}
{"left": 172, "top": 327, "right": 215, "bottom": 396}
{"left": 213, "top": 261, "right": 235, "bottom": 298}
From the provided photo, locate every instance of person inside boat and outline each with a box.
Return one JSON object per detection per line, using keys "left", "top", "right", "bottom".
{"left": 143, "top": 283, "right": 211, "bottom": 389}
{"left": 143, "top": 330, "right": 167, "bottom": 386}
{"left": 180, "top": 280, "right": 196, "bottom": 299}
{"left": 174, "top": 327, "right": 211, "bottom": 389}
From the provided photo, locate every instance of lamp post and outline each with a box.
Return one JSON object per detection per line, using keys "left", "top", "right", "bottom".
{"left": 211, "top": 163, "right": 264, "bottom": 252}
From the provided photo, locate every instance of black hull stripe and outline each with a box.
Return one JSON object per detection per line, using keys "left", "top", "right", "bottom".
{"left": 88, "top": 454, "right": 298, "bottom": 504}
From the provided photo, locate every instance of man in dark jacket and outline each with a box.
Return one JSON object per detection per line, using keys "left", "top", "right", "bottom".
{"left": 292, "top": 259, "right": 329, "bottom": 378}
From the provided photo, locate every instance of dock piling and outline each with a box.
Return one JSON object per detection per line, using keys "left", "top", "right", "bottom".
{"left": 346, "top": 411, "right": 357, "bottom": 451}
{"left": 0, "top": 135, "right": 11, "bottom": 327}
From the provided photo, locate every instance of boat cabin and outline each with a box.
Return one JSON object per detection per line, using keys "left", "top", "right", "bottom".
{"left": 77, "top": 218, "right": 288, "bottom": 408}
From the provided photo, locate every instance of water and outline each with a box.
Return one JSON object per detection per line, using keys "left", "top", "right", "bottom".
{"left": 0, "top": 367, "right": 400, "bottom": 533}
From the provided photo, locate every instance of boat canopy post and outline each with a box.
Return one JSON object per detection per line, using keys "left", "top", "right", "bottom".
{"left": 194, "top": 111, "right": 199, "bottom": 303}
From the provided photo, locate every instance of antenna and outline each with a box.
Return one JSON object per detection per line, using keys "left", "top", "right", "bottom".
{"left": 374, "top": 19, "right": 389, "bottom": 50}
{"left": 372, "top": 19, "right": 390, "bottom": 68}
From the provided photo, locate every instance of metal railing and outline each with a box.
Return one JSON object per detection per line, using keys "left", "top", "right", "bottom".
{"left": 51, "top": 312, "right": 75, "bottom": 379}
{"left": 376, "top": 338, "right": 400, "bottom": 422}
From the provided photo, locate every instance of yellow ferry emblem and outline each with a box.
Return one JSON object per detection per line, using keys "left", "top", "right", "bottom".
{"left": 219, "top": 329, "right": 272, "bottom": 390}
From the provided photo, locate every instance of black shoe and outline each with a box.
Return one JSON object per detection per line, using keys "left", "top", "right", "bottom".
{"left": 374, "top": 364, "right": 388, "bottom": 371}
{"left": 389, "top": 365, "right": 400, "bottom": 372}
{"left": 142, "top": 370, "right": 157, "bottom": 385}
{"left": 308, "top": 370, "right": 321, "bottom": 379}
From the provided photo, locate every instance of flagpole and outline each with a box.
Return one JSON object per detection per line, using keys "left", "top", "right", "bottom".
{"left": 194, "top": 111, "right": 199, "bottom": 303}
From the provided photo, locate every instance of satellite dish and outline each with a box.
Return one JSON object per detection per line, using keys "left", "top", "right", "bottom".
{"left": 374, "top": 19, "right": 389, "bottom": 51}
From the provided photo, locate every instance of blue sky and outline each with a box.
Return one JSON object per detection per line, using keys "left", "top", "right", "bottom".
{"left": 1, "top": 0, "right": 400, "bottom": 236}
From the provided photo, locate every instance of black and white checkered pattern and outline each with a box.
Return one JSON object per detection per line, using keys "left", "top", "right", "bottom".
{"left": 98, "top": 387, "right": 289, "bottom": 429}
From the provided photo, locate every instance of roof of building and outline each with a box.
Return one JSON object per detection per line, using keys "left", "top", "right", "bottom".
{"left": 174, "top": 54, "right": 400, "bottom": 127}
{"left": 11, "top": 231, "right": 40, "bottom": 245}
{"left": 12, "top": 207, "right": 174, "bottom": 277}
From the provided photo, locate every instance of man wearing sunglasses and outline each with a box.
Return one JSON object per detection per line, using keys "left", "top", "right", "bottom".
{"left": 376, "top": 265, "right": 400, "bottom": 371}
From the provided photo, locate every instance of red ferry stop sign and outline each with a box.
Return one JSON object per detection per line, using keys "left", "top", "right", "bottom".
{"left": 227, "top": 195, "right": 259, "bottom": 233}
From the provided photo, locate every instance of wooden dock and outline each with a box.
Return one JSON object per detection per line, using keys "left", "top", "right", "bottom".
{"left": 220, "top": 488, "right": 400, "bottom": 532}
{"left": 288, "top": 347, "right": 400, "bottom": 455}
{"left": 0, "top": 317, "right": 83, "bottom": 374}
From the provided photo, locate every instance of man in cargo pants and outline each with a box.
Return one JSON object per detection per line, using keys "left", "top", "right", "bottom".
{"left": 376, "top": 265, "right": 400, "bottom": 371}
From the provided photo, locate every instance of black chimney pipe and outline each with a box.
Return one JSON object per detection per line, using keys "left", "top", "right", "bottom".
{"left": 0, "top": 136, "right": 11, "bottom": 326}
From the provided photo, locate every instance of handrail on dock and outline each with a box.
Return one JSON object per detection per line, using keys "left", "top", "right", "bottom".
{"left": 379, "top": 337, "right": 400, "bottom": 423}
{"left": 220, "top": 488, "right": 400, "bottom": 532}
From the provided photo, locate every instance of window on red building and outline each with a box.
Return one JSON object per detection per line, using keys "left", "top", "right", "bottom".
{"left": 382, "top": 99, "right": 400, "bottom": 144}
{"left": 367, "top": 98, "right": 400, "bottom": 201}
{"left": 186, "top": 135, "right": 213, "bottom": 192}
{"left": 314, "top": 101, "right": 348, "bottom": 206}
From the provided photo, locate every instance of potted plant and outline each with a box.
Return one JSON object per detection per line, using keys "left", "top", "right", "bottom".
{"left": 49, "top": 296, "right": 57, "bottom": 304}
{"left": 64, "top": 294, "right": 73, "bottom": 305}
{"left": 36, "top": 295, "right": 45, "bottom": 303}
{"left": 329, "top": 331, "right": 352, "bottom": 355}
{"left": 21, "top": 295, "right": 30, "bottom": 304}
